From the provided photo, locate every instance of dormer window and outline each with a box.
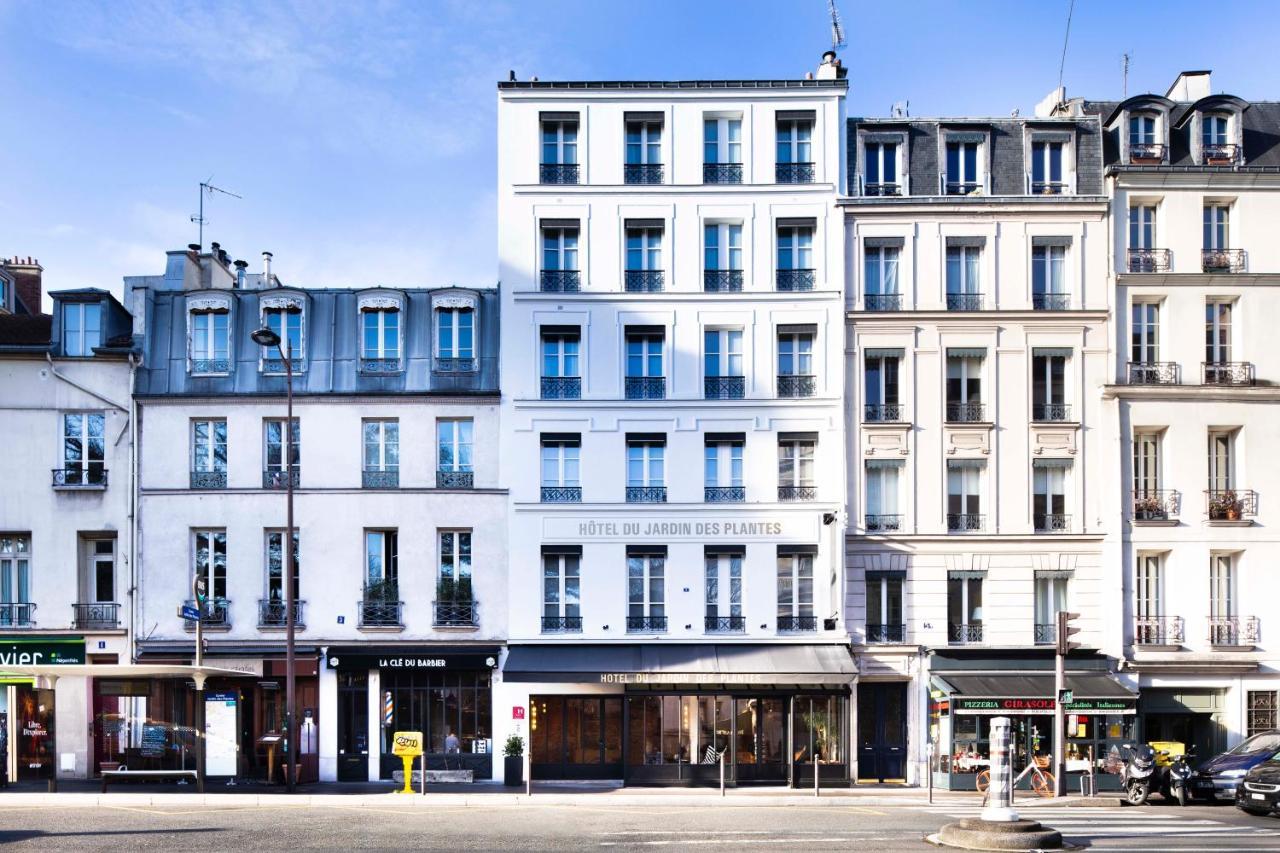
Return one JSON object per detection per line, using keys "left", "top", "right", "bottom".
{"left": 260, "top": 295, "right": 305, "bottom": 373}
{"left": 62, "top": 302, "right": 101, "bottom": 356}
{"left": 1128, "top": 113, "right": 1164, "bottom": 163}
{"left": 943, "top": 135, "right": 984, "bottom": 195}
{"left": 1030, "top": 137, "right": 1068, "bottom": 195}
{"left": 361, "top": 308, "right": 400, "bottom": 373}
{"left": 435, "top": 302, "right": 476, "bottom": 373}
{"left": 191, "top": 309, "right": 229, "bottom": 374}
{"left": 1201, "top": 113, "right": 1237, "bottom": 164}
{"left": 864, "top": 140, "right": 900, "bottom": 196}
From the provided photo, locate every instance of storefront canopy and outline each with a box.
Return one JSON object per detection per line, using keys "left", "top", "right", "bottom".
{"left": 933, "top": 671, "right": 1137, "bottom": 714}
{"left": 504, "top": 643, "right": 857, "bottom": 686}
{"left": 1, "top": 663, "right": 254, "bottom": 689}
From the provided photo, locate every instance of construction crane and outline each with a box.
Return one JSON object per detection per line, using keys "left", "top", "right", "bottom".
{"left": 828, "top": 0, "right": 847, "bottom": 51}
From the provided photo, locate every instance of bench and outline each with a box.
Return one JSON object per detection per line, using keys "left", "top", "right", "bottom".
{"left": 101, "top": 769, "right": 198, "bottom": 792}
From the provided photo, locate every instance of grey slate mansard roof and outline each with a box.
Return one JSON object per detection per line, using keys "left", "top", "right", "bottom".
{"left": 134, "top": 286, "right": 500, "bottom": 398}
{"left": 1081, "top": 98, "right": 1280, "bottom": 168}
{"left": 498, "top": 79, "right": 847, "bottom": 91}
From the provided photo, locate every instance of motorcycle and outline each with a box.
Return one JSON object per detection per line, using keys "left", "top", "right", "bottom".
{"left": 1160, "top": 749, "right": 1195, "bottom": 806}
{"left": 1120, "top": 742, "right": 1157, "bottom": 805}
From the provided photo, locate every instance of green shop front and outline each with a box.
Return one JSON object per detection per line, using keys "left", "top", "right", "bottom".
{"left": 0, "top": 636, "right": 85, "bottom": 782}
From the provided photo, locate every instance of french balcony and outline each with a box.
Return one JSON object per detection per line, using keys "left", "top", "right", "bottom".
{"left": 704, "top": 376, "right": 745, "bottom": 400}
{"left": 1034, "top": 623, "right": 1056, "bottom": 646}
{"left": 1202, "top": 143, "right": 1241, "bottom": 165}
{"left": 263, "top": 469, "right": 299, "bottom": 490}
{"left": 257, "top": 599, "right": 305, "bottom": 629}
{"left": 360, "top": 357, "right": 401, "bottom": 375}
{"left": 262, "top": 358, "right": 300, "bottom": 375}
{"left": 358, "top": 589, "right": 403, "bottom": 629}
{"left": 947, "top": 513, "right": 985, "bottom": 532}
{"left": 703, "top": 163, "right": 742, "bottom": 184}
{"left": 434, "top": 357, "right": 476, "bottom": 373}
{"left": 1127, "top": 362, "right": 1179, "bottom": 385}
{"left": 945, "top": 401, "right": 986, "bottom": 423}
{"left": 52, "top": 467, "right": 107, "bottom": 490}
{"left": 539, "top": 163, "right": 579, "bottom": 185}
{"left": 777, "top": 374, "right": 816, "bottom": 398}
{"left": 778, "top": 615, "right": 817, "bottom": 633}
{"left": 182, "top": 598, "right": 230, "bottom": 630}
{"left": 433, "top": 600, "right": 478, "bottom": 628}
{"left": 624, "top": 163, "right": 664, "bottom": 185}
{"left": 1134, "top": 615, "right": 1184, "bottom": 647}
{"left": 627, "top": 615, "right": 667, "bottom": 633}
{"left": 864, "top": 403, "right": 904, "bottom": 422}
{"left": 864, "top": 293, "right": 902, "bottom": 311}
{"left": 703, "top": 269, "right": 743, "bottom": 293}
{"left": 704, "top": 486, "right": 745, "bottom": 503}
{"left": 946, "top": 292, "right": 983, "bottom": 311}
{"left": 862, "top": 181, "right": 902, "bottom": 197}
{"left": 540, "top": 269, "right": 580, "bottom": 293}
{"left": 1034, "top": 513, "right": 1071, "bottom": 532}
{"left": 776, "top": 268, "right": 816, "bottom": 292}
{"left": 362, "top": 468, "right": 399, "bottom": 489}
{"left": 1030, "top": 180, "right": 1069, "bottom": 195}
{"left": 775, "top": 162, "right": 815, "bottom": 184}
{"left": 1203, "top": 361, "right": 1255, "bottom": 386}
{"left": 1208, "top": 616, "right": 1259, "bottom": 647}
{"left": 540, "top": 376, "right": 581, "bottom": 400}
{"left": 1128, "top": 142, "right": 1167, "bottom": 164}
{"left": 626, "top": 486, "right": 667, "bottom": 504}
{"left": 436, "top": 469, "right": 474, "bottom": 489}
{"left": 1202, "top": 249, "right": 1245, "bottom": 273}
{"left": 541, "top": 485, "right": 582, "bottom": 503}
{"left": 0, "top": 603, "right": 35, "bottom": 628}
{"left": 1032, "top": 403, "right": 1071, "bottom": 422}
{"left": 541, "top": 615, "right": 582, "bottom": 633}
{"left": 949, "top": 622, "right": 984, "bottom": 645}
{"left": 72, "top": 602, "right": 120, "bottom": 630}
{"left": 943, "top": 180, "right": 984, "bottom": 196}
{"left": 866, "top": 623, "right": 905, "bottom": 644}
{"left": 624, "top": 269, "right": 665, "bottom": 293}
{"left": 1127, "top": 248, "right": 1171, "bottom": 273}
{"left": 625, "top": 376, "right": 666, "bottom": 400}
{"left": 1206, "top": 489, "right": 1256, "bottom": 521}
{"left": 864, "top": 514, "right": 902, "bottom": 532}
{"left": 1032, "top": 292, "right": 1071, "bottom": 310}
{"left": 191, "top": 358, "right": 231, "bottom": 375}
{"left": 705, "top": 615, "right": 746, "bottom": 633}
{"left": 1132, "top": 490, "right": 1179, "bottom": 522}
{"left": 778, "top": 485, "right": 817, "bottom": 502}
{"left": 190, "top": 470, "right": 227, "bottom": 489}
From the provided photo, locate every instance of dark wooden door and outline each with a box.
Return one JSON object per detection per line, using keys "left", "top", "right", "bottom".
{"left": 857, "top": 682, "right": 907, "bottom": 782}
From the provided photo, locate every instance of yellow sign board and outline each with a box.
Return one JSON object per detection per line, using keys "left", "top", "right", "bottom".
{"left": 392, "top": 731, "right": 424, "bottom": 757}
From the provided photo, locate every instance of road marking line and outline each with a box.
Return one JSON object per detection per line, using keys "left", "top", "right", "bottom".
{"left": 600, "top": 838, "right": 852, "bottom": 847}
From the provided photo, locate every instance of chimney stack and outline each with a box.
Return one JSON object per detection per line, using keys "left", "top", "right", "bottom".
{"left": 816, "top": 50, "right": 845, "bottom": 80}
{"left": 4, "top": 256, "right": 44, "bottom": 315}
{"left": 263, "top": 251, "right": 273, "bottom": 285}
{"left": 234, "top": 259, "right": 248, "bottom": 288}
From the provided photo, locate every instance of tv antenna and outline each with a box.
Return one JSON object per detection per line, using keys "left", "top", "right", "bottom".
{"left": 1122, "top": 52, "right": 1131, "bottom": 98}
{"left": 1057, "top": 0, "right": 1076, "bottom": 94}
{"left": 190, "top": 178, "right": 242, "bottom": 251}
{"left": 828, "top": 0, "right": 846, "bottom": 50}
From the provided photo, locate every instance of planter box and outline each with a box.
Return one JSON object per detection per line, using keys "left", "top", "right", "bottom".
{"left": 504, "top": 755, "right": 523, "bottom": 787}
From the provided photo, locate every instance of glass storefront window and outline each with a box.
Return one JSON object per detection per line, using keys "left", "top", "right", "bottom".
{"left": 384, "top": 670, "right": 491, "bottom": 755}
{"left": 793, "top": 696, "right": 842, "bottom": 764}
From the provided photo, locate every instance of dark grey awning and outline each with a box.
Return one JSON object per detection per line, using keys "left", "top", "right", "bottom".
{"left": 503, "top": 644, "right": 856, "bottom": 686}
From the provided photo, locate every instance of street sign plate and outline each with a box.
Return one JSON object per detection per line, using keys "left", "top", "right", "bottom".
{"left": 193, "top": 576, "right": 208, "bottom": 604}
{"left": 179, "top": 604, "right": 201, "bottom": 622}
{"left": 1058, "top": 689, "right": 1074, "bottom": 704}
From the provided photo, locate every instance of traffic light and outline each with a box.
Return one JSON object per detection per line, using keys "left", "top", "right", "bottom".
{"left": 1056, "top": 610, "right": 1082, "bottom": 656}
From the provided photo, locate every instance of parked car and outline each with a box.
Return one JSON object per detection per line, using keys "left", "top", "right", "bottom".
{"left": 1192, "top": 730, "right": 1280, "bottom": 802}
{"left": 1236, "top": 757, "right": 1280, "bottom": 816}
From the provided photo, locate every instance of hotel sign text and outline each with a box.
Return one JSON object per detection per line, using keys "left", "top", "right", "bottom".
{"left": 543, "top": 516, "right": 817, "bottom": 543}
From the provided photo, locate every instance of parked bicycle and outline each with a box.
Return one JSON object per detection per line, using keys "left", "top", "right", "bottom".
{"left": 975, "top": 754, "right": 1056, "bottom": 798}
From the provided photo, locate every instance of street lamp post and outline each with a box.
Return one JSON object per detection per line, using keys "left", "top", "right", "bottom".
{"left": 251, "top": 325, "right": 297, "bottom": 793}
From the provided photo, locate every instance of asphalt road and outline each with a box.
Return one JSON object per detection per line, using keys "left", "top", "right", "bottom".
{"left": 0, "top": 800, "right": 1277, "bottom": 851}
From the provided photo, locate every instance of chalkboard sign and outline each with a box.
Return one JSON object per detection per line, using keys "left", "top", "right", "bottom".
{"left": 140, "top": 724, "right": 167, "bottom": 758}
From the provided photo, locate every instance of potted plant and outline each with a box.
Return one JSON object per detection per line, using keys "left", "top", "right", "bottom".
{"left": 1133, "top": 495, "right": 1164, "bottom": 520}
{"left": 1209, "top": 489, "right": 1240, "bottom": 521}
{"left": 503, "top": 735, "right": 524, "bottom": 787}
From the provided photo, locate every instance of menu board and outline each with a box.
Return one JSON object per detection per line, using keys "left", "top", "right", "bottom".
{"left": 205, "top": 691, "right": 239, "bottom": 777}
{"left": 140, "top": 724, "right": 167, "bottom": 758}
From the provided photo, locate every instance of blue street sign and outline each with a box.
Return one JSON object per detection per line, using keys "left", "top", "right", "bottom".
{"left": 180, "top": 604, "right": 202, "bottom": 622}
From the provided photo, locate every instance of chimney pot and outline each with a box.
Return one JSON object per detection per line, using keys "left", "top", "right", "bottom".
{"left": 263, "top": 251, "right": 273, "bottom": 284}
{"left": 188, "top": 243, "right": 201, "bottom": 253}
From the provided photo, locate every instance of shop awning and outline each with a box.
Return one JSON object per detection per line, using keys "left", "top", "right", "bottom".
{"left": 932, "top": 671, "right": 1137, "bottom": 714}
{"left": 0, "top": 663, "right": 256, "bottom": 689}
{"left": 503, "top": 643, "right": 857, "bottom": 686}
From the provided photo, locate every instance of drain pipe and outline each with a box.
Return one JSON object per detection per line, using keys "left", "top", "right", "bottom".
{"left": 127, "top": 353, "right": 141, "bottom": 662}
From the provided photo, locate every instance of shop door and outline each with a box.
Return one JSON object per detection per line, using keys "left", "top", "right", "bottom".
{"left": 530, "top": 696, "right": 623, "bottom": 779}
{"left": 857, "top": 683, "right": 907, "bottom": 782}
{"left": 336, "top": 672, "right": 368, "bottom": 782}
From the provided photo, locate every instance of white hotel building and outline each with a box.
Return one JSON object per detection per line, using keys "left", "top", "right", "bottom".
{"left": 493, "top": 55, "right": 854, "bottom": 785}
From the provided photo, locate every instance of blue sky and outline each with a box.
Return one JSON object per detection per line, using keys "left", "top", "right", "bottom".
{"left": 2, "top": 0, "right": 1278, "bottom": 301}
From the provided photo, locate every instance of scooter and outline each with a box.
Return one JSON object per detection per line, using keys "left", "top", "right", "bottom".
{"left": 1120, "top": 742, "right": 1157, "bottom": 805}
{"left": 1160, "top": 749, "right": 1195, "bottom": 806}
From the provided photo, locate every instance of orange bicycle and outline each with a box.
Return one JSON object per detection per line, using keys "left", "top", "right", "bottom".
{"left": 975, "top": 755, "right": 1055, "bottom": 798}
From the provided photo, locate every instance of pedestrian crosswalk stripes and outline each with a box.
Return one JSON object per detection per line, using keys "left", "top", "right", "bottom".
{"left": 912, "top": 804, "right": 1280, "bottom": 842}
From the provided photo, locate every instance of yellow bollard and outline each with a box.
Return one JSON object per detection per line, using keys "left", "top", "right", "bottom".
{"left": 398, "top": 754, "right": 415, "bottom": 794}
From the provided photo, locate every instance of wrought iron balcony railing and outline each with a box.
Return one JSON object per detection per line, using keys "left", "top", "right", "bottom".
{"left": 362, "top": 468, "right": 399, "bottom": 489}
{"left": 541, "top": 376, "right": 581, "bottom": 399}
{"left": 864, "top": 293, "right": 902, "bottom": 311}
{"left": 190, "top": 470, "right": 227, "bottom": 489}
{"left": 1128, "top": 142, "right": 1167, "bottom": 163}
{"left": 1209, "top": 615, "right": 1259, "bottom": 646}
{"left": 1032, "top": 403, "right": 1071, "bottom": 422}
{"left": 1202, "top": 249, "right": 1245, "bottom": 273}
{"left": 943, "top": 180, "right": 983, "bottom": 196}
{"left": 1030, "top": 181, "right": 1069, "bottom": 195}
{"left": 258, "top": 599, "right": 305, "bottom": 629}
{"left": 1206, "top": 488, "right": 1257, "bottom": 521}
{"left": 704, "top": 376, "right": 745, "bottom": 400}
{"left": 946, "top": 292, "right": 983, "bottom": 311}
{"left": 864, "top": 403, "right": 904, "bottom": 422}
{"left": 540, "top": 269, "right": 580, "bottom": 292}
{"left": 0, "top": 603, "right": 35, "bottom": 628}
{"left": 945, "top": 401, "right": 986, "bottom": 423}
{"left": 950, "top": 622, "right": 984, "bottom": 644}
{"left": 777, "top": 374, "right": 816, "bottom": 398}
{"left": 775, "top": 162, "right": 815, "bottom": 184}
{"left": 624, "top": 269, "right": 665, "bottom": 292}
{"left": 263, "top": 469, "right": 299, "bottom": 490}
{"left": 866, "top": 623, "right": 905, "bottom": 643}
{"left": 776, "top": 268, "right": 816, "bottom": 292}
{"left": 705, "top": 615, "right": 745, "bottom": 633}
{"left": 434, "top": 357, "right": 476, "bottom": 373}
{"left": 358, "top": 596, "right": 403, "bottom": 628}
{"left": 626, "top": 615, "right": 668, "bottom": 632}
{"left": 1202, "top": 143, "right": 1240, "bottom": 165}
{"left": 540, "top": 163, "right": 579, "bottom": 185}
{"left": 1034, "top": 623, "right": 1056, "bottom": 645}
{"left": 1034, "top": 513, "right": 1071, "bottom": 532}
{"left": 541, "top": 485, "right": 582, "bottom": 503}
{"left": 434, "top": 600, "right": 478, "bottom": 628}
{"left": 778, "top": 615, "right": 817, "bottom": 633}
{"left": 1132, "top": 490, "right": 1179, "bottom": 521}
{"left": 624, "top": 163, "right": 664, "bottom": 184}
{"left": 191, "top": 358, "right": 231, "bottom": 374}
{"left": 704, "top": 486, "right": 745, "bottom": 503}
{"left": 1127, "top": 362, "right": 1179, "bottom": 385}
{"left": 625, "top": 376, "right": 666, "bottom": 400}
{"left": 703, "top": 269, "right": 743, "bottom": 292}
{"left": 437, "top": 469, "right": 474, "bottom": 489}
{"left": 183, "top": 598, "right": 230, "bottom": 629}
{"left": 864, "top": 514, "right": 902, "bottom": 532}
{"left": 72, "top": 602, "right": 119, "bottom": 630}
{"left": 52, "top": 467, "right": 107, "bottom": 488}
{"left": 360, "top": 357, "right": 401, "bottom": 375}
{"left": 947, "top": 513, "right": 985, "bottom": 532}
{"left": 1203, "top": 361, "right": 1255, "bottom": 386}
{"left": 626, "top": 486, "right": 667, "bottom": 503}
{"left": 1134, "top": 615, "right": 1184, "bottom": 646}
{"left": 778, "top": 485, "right": 817, "bottom": 502}
{"left": 1127, "top": 248, "right": 1171, "bottom": 273}
{"left": 863, "top": 182, "right": 902, "bottom": 197}
{"left": 541, "top": 615, "right": 583, "bottom": 633}
{"left": 703, "top": 163, "right": 743, "bottom": 184}
{"left": 1032, "top": 293, "right": 1071, "bottom": 310}
{"left": 262, "top": 358, "right": 300, "bottom": 374}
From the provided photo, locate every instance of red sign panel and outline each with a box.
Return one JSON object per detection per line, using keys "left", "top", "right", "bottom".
{"left": 512, "top": 706, "right": 526, "bottom": 720}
